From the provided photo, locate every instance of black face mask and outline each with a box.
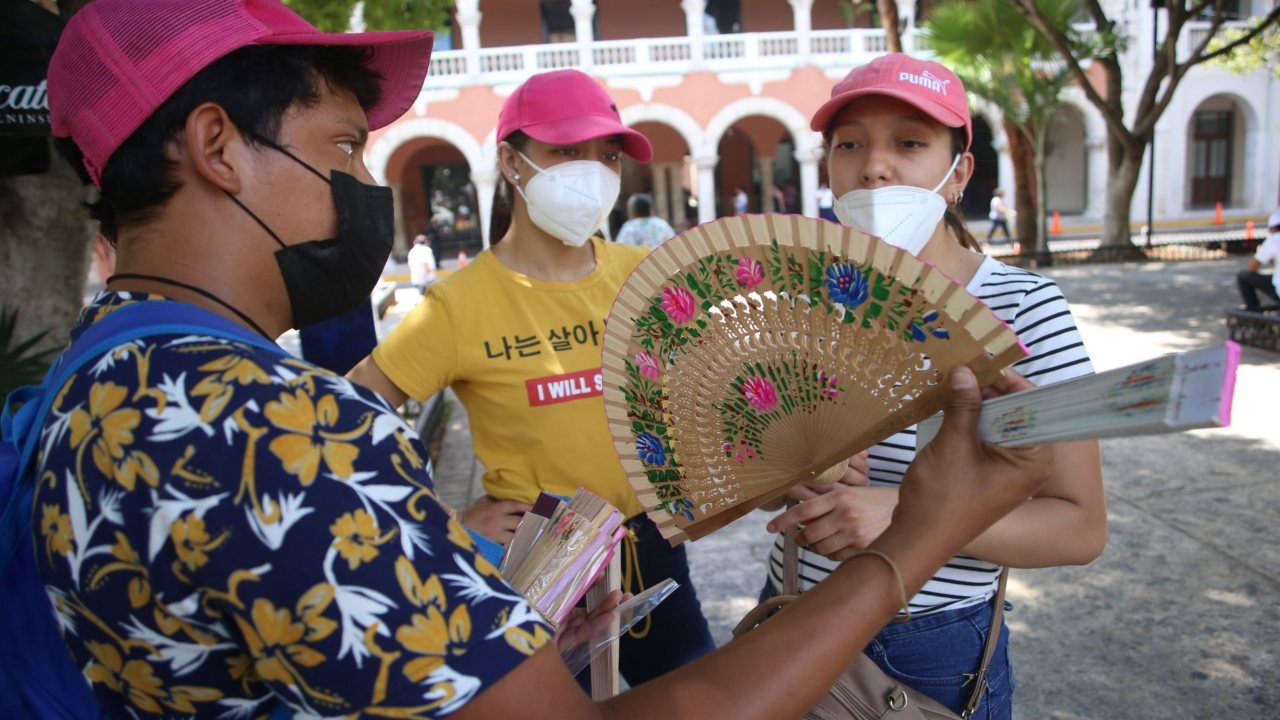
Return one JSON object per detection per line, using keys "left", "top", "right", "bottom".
{"left": 226, "top": 136, "right": 394, "bottom": 329}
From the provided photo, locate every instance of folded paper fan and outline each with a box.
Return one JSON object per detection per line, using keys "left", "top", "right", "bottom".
{"left": 601, "top": 215, "right": 1028, "bottom": 544}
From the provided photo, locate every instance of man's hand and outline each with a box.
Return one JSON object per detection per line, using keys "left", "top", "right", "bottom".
{"left": 457, "top": 495, "right": 532, "bottom": 545}
{"left": 889, "top": 367, "right": 1051, "bottom": 553}
{"left": 554, "top": 590, "right": 631, "bottom": 654}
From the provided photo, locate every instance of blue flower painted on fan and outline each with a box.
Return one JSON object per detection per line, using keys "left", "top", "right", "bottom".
{"left": 922, "top": 310, "right": 940, "bottom": 323}
{"left": 670, "top": 498, "right": 696, "bottom": 521}
{"left": 909, "top": 322, "right": 927, "bottom": 341}
{"left": 824, "top": 263, "right": 868, "bottom": 307}
{"left": 636, "top": 432, "right": 666, "bottom": 466}
{"left": 932, "top": 328, "right": 950, "bottom": 339}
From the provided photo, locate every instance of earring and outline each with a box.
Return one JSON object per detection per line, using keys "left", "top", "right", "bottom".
{"left": 954, "top": 192, "right": 964, "bottom": 206}
{"left": 513, "top": 173, "right": 520, "bottom": 182}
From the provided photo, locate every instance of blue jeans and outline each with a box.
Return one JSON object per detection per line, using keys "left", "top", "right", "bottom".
{"left": 577, "top": 514, "right": 715, "bottom": 690}
{"left": 759, "top": 582, "right": 1014, "bottom": 719}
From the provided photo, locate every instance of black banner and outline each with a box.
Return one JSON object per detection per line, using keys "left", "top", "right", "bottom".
{"left": 0, "top": 0, "right": 63, "bottom": 138}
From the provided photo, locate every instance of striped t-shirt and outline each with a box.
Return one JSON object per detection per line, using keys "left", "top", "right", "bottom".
{"left": 766, "top": 255, "right": 1094, "bottom": 614}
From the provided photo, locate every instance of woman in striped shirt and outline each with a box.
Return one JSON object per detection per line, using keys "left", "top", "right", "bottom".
{"left": 759, "top": 54, "right": 1106, "bottom": 719}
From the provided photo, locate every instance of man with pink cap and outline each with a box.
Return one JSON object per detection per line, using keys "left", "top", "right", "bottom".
{"left": 760, "top": 53, "right": 1105, "bottom": 719}
{"left": 9, "top": 6, "right": 1060, "bottom": 714}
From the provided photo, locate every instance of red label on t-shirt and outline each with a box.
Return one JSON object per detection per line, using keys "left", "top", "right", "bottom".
{"left": 526, "top": 368, "right": 604, "bottom": 407}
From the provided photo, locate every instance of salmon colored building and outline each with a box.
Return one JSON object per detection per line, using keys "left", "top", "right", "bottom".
{"left": 365, "top": 0, "right": 1280, "bottom": 254}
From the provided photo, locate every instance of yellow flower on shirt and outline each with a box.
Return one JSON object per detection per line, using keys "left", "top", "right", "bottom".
{"left": 235, "top": 598, "right": 327, "bottom": 687}
{"left": 330, "top": 509, "right": 394, "bottom": 571}
{"left": 41, "top": 504, "right": 73, "bottom": 558}
{"left": 171, "top": 515, "right": 229, "bottom": 572}
{"left": 265, "top": 390, "right": 359, "bottom": 485}
{"left": 395, "top": 602, "right": 473, "bottom": 683}
{"left": 68, "top": 382, "right": 147, "bottom": 489}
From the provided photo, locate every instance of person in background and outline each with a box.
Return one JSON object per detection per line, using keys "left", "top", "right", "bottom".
{"left": 408, "top": 231, "right": 437, "bottom": 293}
{"left": 733, "top": 185, "right": 749, "bottom": 216}
{"left": 760, "top": 53, "right": 1106, "bottom": 719}
{"left": 1237, "top": 208, "right": 1280, "bottom": 311}
{"left": 615, "top": 192, "right": 675, "bottom": 249}
{"left": 987, "top": 188, "right": 1016, "bottom": 245}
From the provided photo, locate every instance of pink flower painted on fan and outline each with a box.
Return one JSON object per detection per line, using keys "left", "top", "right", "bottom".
{"left": 735, "top": 257, "right": 764, "bottom": 290}
{"left": 817, "top": 371, "right": 840, "bottom": 399}
{"left": 660, "top": 286, "right": 697, "bottom": 325}
{"left": 741, "top": 376, "right": 779, "bottom": 412}
{"left": 634, "top": 352, "right": 662, "bottom": 380}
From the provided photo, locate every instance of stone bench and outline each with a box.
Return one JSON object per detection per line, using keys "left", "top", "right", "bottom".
{"left": 1225, "top": 307, "right": 1280, "bottom": 351}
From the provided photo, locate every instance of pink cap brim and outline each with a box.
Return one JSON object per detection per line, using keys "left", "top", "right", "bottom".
{"left": 811, "top": 86, "right": 971, "bottom": 149}
{"left": 264, "top": 29, "right": 433, "bottom": 131}
{"left": 519, "top": 114, "right": 654, "bottom": 163}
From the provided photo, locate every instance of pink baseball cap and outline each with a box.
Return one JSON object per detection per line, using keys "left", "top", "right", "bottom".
{"left": 48, "top": 0, "right": 433, "bottom": 186}
{"left": 810, "top": 54, "right": 972, "bottom": 150}
{"left": 497, "top": 69, "right": 653, "bottom": 163}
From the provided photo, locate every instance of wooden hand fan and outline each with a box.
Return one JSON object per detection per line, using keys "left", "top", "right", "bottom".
{"left": 601, "top": 215, "right": 1028, "bottom": 544}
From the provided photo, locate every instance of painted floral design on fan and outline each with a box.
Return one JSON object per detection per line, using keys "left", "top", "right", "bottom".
{"left": 735, "top": 257, "right": 764, "bottom": 290}
{"left": 636, "top": 432, "right": 666, "bottom": 466}
{"left": 740, "top": 376, "right": 779, "bottom": 412}
{"left": 718, "top": 355, "right": 844, "bottom": 461}
{"left": 824, "top": 263, "right": 869, "bottom": 307}
{"left": 634, "top": 351, "right": 662, "bottom": 380}
{"left": 660, "top": 286, "right": 697, "bottom": 325}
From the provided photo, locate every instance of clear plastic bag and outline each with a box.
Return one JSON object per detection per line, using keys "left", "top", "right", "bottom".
{"left": 559, "top": 578, "right": 680, "bottom": 677}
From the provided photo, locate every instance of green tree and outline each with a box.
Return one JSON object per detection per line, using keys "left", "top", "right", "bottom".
{"left": 1205, "top": 18, "right": 1280, "bottom": 78}
{"left": 284, "top": 0, "right": 451, "bottom": 33}
{"left": 926, "top": 0, "right": 1084, "bottom": 259}
{"left": 1008, "top": 0, "right": 1280, "bottom": 252}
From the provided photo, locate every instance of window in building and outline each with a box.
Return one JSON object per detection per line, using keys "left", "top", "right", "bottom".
{"left": 1190, "top": 109, "right": 1233, "bottom": 207}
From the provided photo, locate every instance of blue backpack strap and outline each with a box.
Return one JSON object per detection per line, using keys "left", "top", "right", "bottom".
{"left": 0, "top": 300, "right": 287, "bottom": 719}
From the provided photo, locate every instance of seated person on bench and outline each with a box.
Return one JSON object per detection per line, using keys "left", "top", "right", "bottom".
{"left": 1238, "top": 209, "right": 1280, "bottom": 312}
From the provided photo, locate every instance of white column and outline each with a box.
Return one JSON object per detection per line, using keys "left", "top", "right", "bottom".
{"left": 472, "top": 169, "right": 498, "bottom": 250}
{"left": 390, "top": 184, "right": 407, "bottom": 256}
{"left": 758, "top": 156, "right": 776, "bottom": 212}
{"left": 992, "top": 132, "right": 1014, "bottom": 204}
{"left": 695, "top": 156, "right": 718, "bottom": 224}
{"left": 682, "top": 0, "right": 706, "bottom": 66}
{"left": 456, "top": 0, "right": 482, "bottom": 77}
{"left": 898, "top": 0, "right": 916, "bottom": 52}
{"left": 652, "top": 164, "right": 671, "bottom": 224}
{"left": 797, "top": 152, "right": 820, "bottom": 218}
{"left": 671, "top": 160, "right": 688, "bottom": 229}
{"left": 1084, "top": 137, "right": 1106, "bottom": 221}
{"left": 570, "top": 0, "right": 595, "bottom": 68}
{"left": 788, "top": 0, "right": 813, "bottom": 61}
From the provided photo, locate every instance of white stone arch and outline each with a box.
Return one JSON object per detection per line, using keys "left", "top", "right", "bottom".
{"left": 703, "top": 96, "right": 818, "bottom": 158}
{"left": 1044, "top": 102, "right": 1091, "bottom": 214}
{"left": 619, "top": 103, "right": 705, "bottom": 158}
{"left": 1177, "top": 89, "right": 1261, "bottom": 210}
{"left": 365, "top": 118, "right": 485, "bottom": 187}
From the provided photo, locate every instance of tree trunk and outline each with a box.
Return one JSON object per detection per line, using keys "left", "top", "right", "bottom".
{"left": 1004, "top": 119, "right": 1037, "bottom": 254}
{"left": 1033, "top": 125, "right": 1050, "bottom": 263}
{"left": 877, "top": 0, "right": 902, "bottom": 52}
{"left": 0, "top": 142, "right": 94, "bottom": 351}
{"left": 1099, "top": 134, "right": 1148, "bottom": 257}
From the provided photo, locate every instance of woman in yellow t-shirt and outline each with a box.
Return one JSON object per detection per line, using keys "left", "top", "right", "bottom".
{"left": 348, "top": 69, "right": 715, "bottom": 686}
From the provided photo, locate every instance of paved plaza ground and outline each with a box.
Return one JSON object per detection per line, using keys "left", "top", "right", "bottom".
{"left": 415, "top": 255, "right": 1279, "bottom": 718}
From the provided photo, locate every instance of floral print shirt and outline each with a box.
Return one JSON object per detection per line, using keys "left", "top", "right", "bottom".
{"left": 32, "top": 292, "right": 551, "bottom": 718}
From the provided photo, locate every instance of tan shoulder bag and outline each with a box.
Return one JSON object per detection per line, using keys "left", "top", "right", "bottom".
{"left": 733, "top": 526, "right": 1007, "bottom": 719}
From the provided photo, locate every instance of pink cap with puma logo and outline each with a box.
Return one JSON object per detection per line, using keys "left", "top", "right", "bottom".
{"left": 810, "top": 53, "right": 972, "bottom": 150}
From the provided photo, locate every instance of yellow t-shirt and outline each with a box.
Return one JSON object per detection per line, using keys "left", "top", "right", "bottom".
{"left": 373, "top": 237, "right": 648, "bottom": 517}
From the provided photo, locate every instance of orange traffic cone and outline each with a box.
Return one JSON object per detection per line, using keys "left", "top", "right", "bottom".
{"left": 457, "top": 250, "right": 468, "bottom": 268}
{"left": 1245, "top": 220, "right": 1255, "bottom": 240}
{"left": 1050, "top": 211, "right": 1061, "bottom": 235}
{"left": 1213, "top": 202, "right": 1224, "bottom": 225}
